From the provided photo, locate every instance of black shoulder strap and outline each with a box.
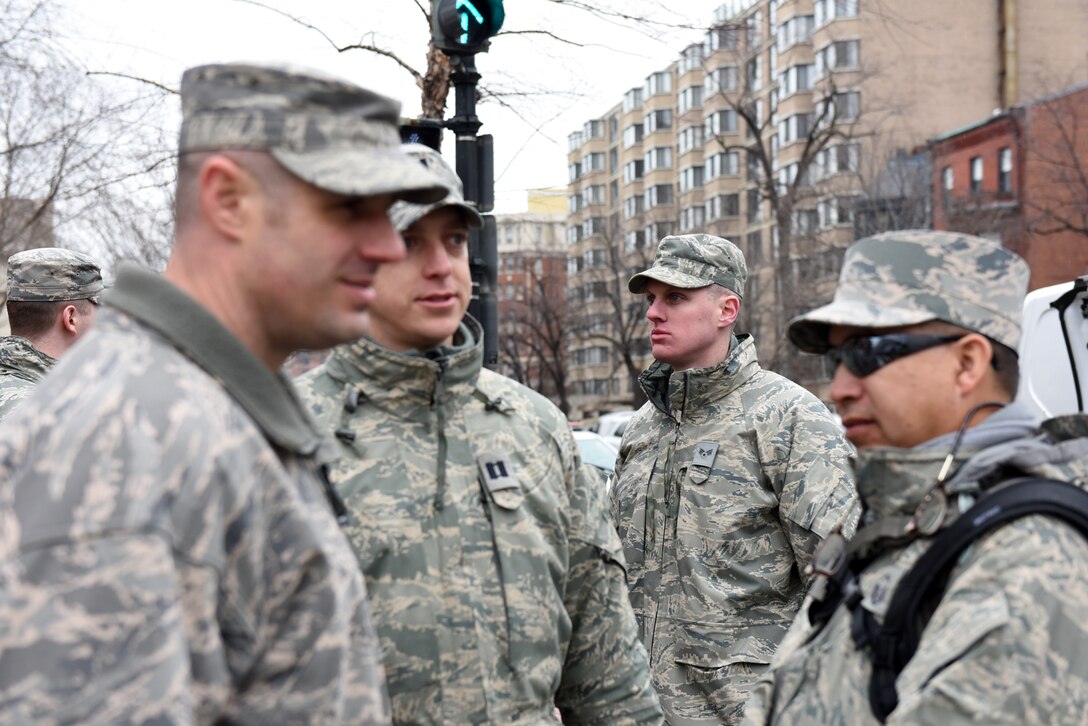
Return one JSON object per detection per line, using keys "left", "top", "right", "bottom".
{"left": 868, "top": 477, "right": 1088, "bottom": 721}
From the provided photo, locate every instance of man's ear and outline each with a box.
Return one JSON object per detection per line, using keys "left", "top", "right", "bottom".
{"left": 198, "top": 154, "right": 257, "bottom": 241}
{"left": 718, "top": 291, "right": 740, "bottom": 329}
{"left": 59, "top": 304, "right": 78, "bottom": 336}
{"left": 953, "top": 333, "right": 995, "bottom": 396}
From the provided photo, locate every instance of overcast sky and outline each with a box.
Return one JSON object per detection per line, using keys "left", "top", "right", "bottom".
{"left": 59, "top": 0, "right": 725, "bottom": 212}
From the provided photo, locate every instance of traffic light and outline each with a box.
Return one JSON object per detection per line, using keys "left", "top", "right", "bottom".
{"left": 431, "top": 0, "right": 505, "bottom": 55}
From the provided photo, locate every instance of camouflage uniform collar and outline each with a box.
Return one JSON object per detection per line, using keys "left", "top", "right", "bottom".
{"left": 0, "top": 336, "right": 55, "bottom": 383}
{"left": 854, "top": 448, "right": 963, "bottom": 521}
{"left": 327, "top": 316, "right": 483, "bottom": 406}
{"left": 104, "top": 264, "right": 324, "bottom": 456}
{"left": 640, "top": 333, "right": 757, "bottom": 418}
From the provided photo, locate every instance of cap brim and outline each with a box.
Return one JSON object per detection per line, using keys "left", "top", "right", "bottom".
{"left": 628, "top": 268, "right": 710, "bottom": 294}
{"left": 271, "top": 147, "right": 447, "bottom": 203}
{"left": 392, "top": 198, "right": 484, "bottom": 233}
{"left": 787, "top": 299, "right": 938, "bottom": 353}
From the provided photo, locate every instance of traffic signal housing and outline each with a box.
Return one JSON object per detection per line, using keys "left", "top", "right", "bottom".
{"left": 431, "top": 0, "right": 505, "bottom": 55}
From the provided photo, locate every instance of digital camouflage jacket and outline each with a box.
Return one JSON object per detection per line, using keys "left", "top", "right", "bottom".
{"left": 612, "top": 334, "right": 859, "bottom": 725}
{"left": 0, "top": 265, "right": 390, "bottom": 724}
{"left": 744, "top": 416, "right": 1088, "bottom": 725}
{"left": 0, "top": 336, "right": 54, "bottom": 420}
{"left": 296, "top": 318, "right": 662, "bottom": 726}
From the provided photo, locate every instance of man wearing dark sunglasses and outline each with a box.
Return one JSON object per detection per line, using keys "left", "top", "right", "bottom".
{"left": 744, "top": 230, "right": 1088, "bottom": 725}
{"left": 613, "top": 234, "right": 859, "bottom": 724}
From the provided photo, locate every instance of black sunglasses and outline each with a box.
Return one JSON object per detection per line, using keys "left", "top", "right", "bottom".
{"left": 824, "top": 333, "right": 966, "bottom": 378}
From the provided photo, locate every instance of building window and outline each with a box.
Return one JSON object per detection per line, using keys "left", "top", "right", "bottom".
{"left": 623, "top": 159, "right": 645, "bottom": 183}
{"left": 779, "top": 63, "right": 814, "bottom": 97}
{"left": 942, "top": 165, "right": 954, "bottom": 191}
{"left": 645, "top": 184, "right": 674, "bottom": 208}
{"left": 679, "top": 43, "right": 705, "bottom": 74}
{"left": 583, "top": 152, "right": 606, "bottom": 172}
{"left": 746, "top": 231, "right": 763, "bottom": 264}
{"left": 644, "top": 70, "right": 672, "bottom": 97}
{"left": 707, "top": 25, "right": 739, "bottom": 52}
{"left": 644, "top": 109, "right": 673, "bottom": 134}
{"left": 998, "top": 147, "right": 1012, "bottom": 193}
{"left": 644, "top": 146, "right": 673, "bottom": 171}
{"left": 747, "top": 189, "right": 761, "bottom": 223}
{"left": 623, "top": 195, "right": 645, "bottom": 220}
{"left": 678, "top": 85, "right": 704, "bottom": 114}
{"left": 817, "top": 40, "right": 860, "bottom": 76}
{"left": 704, "top": 66, "right": 738, "bottom": 95}
{"left": 777, "top": 14, "right": 814, "bottom": 49}
{"left": 705, "top": 109, "right": 738, "bottom": 137}
{"left": 705, "top": 193, "right": 737, "bottom": 220}
{"left": 705, "top": 151, "right": 740, "bottom": 179}
{"left": 832, "top": 91, "right": 860, "bottom": 121}
{"left": 623, "top": 123, "right": 644, "bottom": 149}
{"left": 970, "top": 156, "right": 983, "bottom": 192}
{"left": 815, "top": 0, "right": 859, "bottom": 27}
{"left": 678, "top": 125, "right": 705, "bottom": 154}
{"left": 583, "top": 119, "right": 604, "bottom": 139}
{"left": 680, "top": 205, "right": 706, "bottom": 231}
{"left": 623, "top": 87, "right": 644, "bottom": 112}
{"left": 678, "top": 165, "right": 705, "bottom": 193}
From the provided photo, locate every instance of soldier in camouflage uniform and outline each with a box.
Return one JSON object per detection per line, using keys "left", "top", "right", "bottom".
{"left": 0, "top": 248, "right": 102, "bottom": 419}
{"left": 613, "top": 234, "right": 859, "bottom": 725}
{"left": 296, "top": 145, "right": 662, "bottom": 725}
{"left": 0, "top": 64, "right": 447, "bottom": 724}
{"left": 744, "top": 230, "right": 1088, "bottom": 724}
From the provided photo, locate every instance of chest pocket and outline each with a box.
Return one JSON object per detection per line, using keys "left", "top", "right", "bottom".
{"left": 476, "top": 448, "right": 570, "bottom": 700}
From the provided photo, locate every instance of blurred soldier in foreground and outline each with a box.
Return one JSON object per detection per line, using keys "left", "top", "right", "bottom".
{"left": 0, "top": 64, "right": 446, "bottom": 724}
{"left": 613, "top": 235, "right": 859, "bottom": 725}
{"left": 0, "top": 248, "right": 101, "bottom": 419}
{"left": 297, "top": 145, "right": 662, "bottom": 725}
{"left": 744, "top": 231, "right": 1088, "bottom": 724}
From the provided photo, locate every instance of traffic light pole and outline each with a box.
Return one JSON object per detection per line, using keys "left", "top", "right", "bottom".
{"left": 446, "top": 53, "right": 498, "bottom": 368}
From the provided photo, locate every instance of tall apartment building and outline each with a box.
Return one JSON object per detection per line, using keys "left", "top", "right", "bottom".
{"left": 566, "top": 0, "right": 1088, "bottom": 412}
{"left": 494, "top": 190, "right": 571, "bottom": 412}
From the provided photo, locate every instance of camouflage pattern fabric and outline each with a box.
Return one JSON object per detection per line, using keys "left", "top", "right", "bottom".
{"left": 388, "top": 144, "right": 483, "bottom": 232}
{"left": 179, "top": 63, "right": 446, "bottom": 204}
{"left": 788, "top": 230, "right": 1030, "bottom": 353}
{"left": 0, "top": 336, "right": 54, "bottom": 420}
{"left": 0, "top": 265, "right": 390, "bottom": 724}
{"left": 6, "top": 247, "right": 103, "bottom": 302}
{"left": 628, "top": 234, "right": 748, "bottom": 297}
{"left": 611, "top": 334, "right": 859, "bottom": 725}
{"left": 296, "top": 317, "right": 662, "bottom": 725}
{"left": 744, "top": 422, "right": 1088, "bottom": 725}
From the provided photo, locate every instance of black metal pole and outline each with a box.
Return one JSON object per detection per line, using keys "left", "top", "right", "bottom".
{"left": 446, "top": 53, "right": 498, "bottom": 368}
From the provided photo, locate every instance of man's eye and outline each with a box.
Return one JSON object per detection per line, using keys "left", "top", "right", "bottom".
{"left": 448, "top": 233, "right": 469, "bottom": 246}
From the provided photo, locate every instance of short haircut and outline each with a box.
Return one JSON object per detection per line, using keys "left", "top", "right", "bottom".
{"left": 917, "top": 320, "right": 1019, "bottom": 398}
{"left": 7, "top": 298, "right": 94, "bottom": 339}
{"left": 174, "top": 150, "right": 293, "bottom": 232}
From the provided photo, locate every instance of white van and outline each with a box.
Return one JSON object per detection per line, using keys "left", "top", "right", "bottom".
{"left": 1017, "top": 276, "right": 1088, "bottom": 420}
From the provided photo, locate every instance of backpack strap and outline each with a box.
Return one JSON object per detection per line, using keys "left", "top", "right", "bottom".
{"left": 868, "top": 477, "right": 1088, "bottom": 721}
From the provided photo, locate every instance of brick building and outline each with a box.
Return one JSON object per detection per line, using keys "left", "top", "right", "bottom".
{"left": 931, "top": 84, "right": 1088, "bottom": 290}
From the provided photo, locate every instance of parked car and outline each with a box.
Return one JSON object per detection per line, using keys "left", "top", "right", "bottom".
{"left": 572, "top": 430, "right": 619, "bottom": 489}
{"left": 595, "top": 409, "right": 638, "bottom": 448}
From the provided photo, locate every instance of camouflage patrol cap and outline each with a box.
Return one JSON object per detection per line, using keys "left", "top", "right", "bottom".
{"left": 178, "top": 63, "right": 446, "bottom": 204}
{"left": 6, "top": 248, "right": 103, "bottom": 303}
{"left": 389, "top": 144, "right": 484, "bottom": 232}
{"left": 628, "top": 234, "right": 747, "bottom": 297}
{"left": 788, "top": 230, "right": 1030, "bottom": 353}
